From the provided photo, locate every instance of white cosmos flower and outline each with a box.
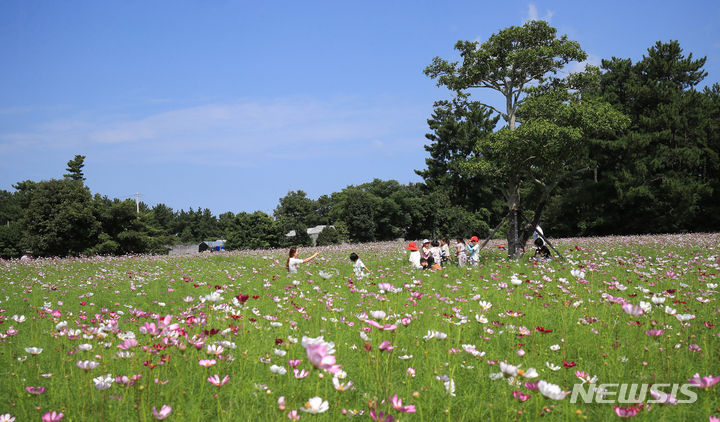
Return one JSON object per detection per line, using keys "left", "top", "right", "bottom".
{"left": 369, "top": 310, "right": 386, "bottom": 320}
{"left": 55, "top": 321, "right": 68, "bottom": 330}
{"left": 301, "top": 336, "right": 336, "bottom": 354}
{"left": 475, "top": 314, "right": 488, "bottom": 323}
{"left": 510, "top": 275, "right": 523, "bottom": 286}
{"left": 538, "top": 380, "right": 568, "bottom": 400}
{"left": 78, "top": 344, "right": 93, "bottom": 351}
{"left": 546, "top": 362, "right": 561, "bottom": 371}
{"left": 444, "top": 378, "right": 456, "bottom": 396}
{"left": 269, "top": 365, "right": 287, "bottom": 375}
{"left": 639, "top": 301, "right": 652, "bottom": 313}
{"left": 664, "top": 306, "right": 677, "bottom": 315}
{"left": 93, "top": 373, "right": 113, "bottom": 390}
{"left": 571, "top": 269, "right": 585, "bottom": 279}
{"left": 499, "top": 362, "right": 519, "bottom": 377}
{"left": 300, "top": 397, "right": 329, "bottom": 413}
{"left": 423, "top": 330, "right": 447, "bottom": 340}
{"left": 549, "top": 344, "right": 560, "bottom": 351}
{"left": 478, "top": 301, "right": 493, "bottom": 311}
{"left": 675, "top": 313, "right": 695, "bottom": 322}
{"left": 651, "top": 295, "right": 666, "bottom": 304}
{"left": 11, "top": 315, "right": 26, "bottom": 323}
{"left": 25, "top": 347, "right": 43, "bottom": 355}
{"left": 274, "top": 348, "right": 287, "bottom": 357}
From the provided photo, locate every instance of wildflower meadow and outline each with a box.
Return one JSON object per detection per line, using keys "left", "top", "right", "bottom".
{"left": 1, "top": 233, "right": 719, "bottom": 421}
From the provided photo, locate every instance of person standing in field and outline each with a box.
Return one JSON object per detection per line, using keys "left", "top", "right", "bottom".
{"left": 430, "top": 240, "right": 443, "bottom": 269}
{"left": 466, "top": 236, "right": 480, "bottom": 265}
{"left": 406, "top": 242, "right": 422, "bottom": 269}
{"left": 286, "top": 247, "right": 319, "bottom": 274}
{"left": 440, "top": 239, "right": 451, "bottom": 264}
{"left": 455, "top": 238, "right": 467, "bottom": 266}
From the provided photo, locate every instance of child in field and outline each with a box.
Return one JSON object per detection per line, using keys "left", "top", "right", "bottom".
{"left": 430, "top": 240, "right": 443, "bottom": 269}
{"left": 455, "top": 238, "right": 467, "bottom": 266}
{"left": 286, "top": 247, "right": 319, "bottom": 274}
{"left": 533, "top": 237, "right": 551, "bottom": 260}
{"left": 406, "top": 242, "right": 422, "bottom": 269}
{"left": 420, "top": 257, "right": 430, "bottom": 270}
{"left": 420, "top": 239, "right": 432, "bottom": 262}
{"left": 440, "top": 239, "right": 451, "bottom": 264}
{"left": 466, "top": 236, "right": 480, "bottom": 265}
{"left": 349, "top": 253, "right": 370, "bottom": 279}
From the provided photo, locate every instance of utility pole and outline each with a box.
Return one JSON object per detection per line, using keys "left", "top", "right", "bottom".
{"left": 136, "top": 192, "right": 140, "bottom": 214}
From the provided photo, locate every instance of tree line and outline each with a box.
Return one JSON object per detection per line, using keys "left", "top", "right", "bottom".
{"left": 1, "top": 23, "right": 718, "bottom": 258}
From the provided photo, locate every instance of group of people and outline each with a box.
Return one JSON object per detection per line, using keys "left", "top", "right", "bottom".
{"left": 406, "top": 237, "right": 482, "bottom": 270}
{"left": 285, "top": 228, "right": 551, "bottom": 275}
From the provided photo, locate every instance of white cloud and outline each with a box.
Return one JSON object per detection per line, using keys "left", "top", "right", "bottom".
{"left": 0, "top": 97, "right": 427, "bottom": 167}
{"left": 525, "top": 3, "right": 554, "bottom": 23}
{"left": 565, "top": 53, "right": 602, "bottom": 74}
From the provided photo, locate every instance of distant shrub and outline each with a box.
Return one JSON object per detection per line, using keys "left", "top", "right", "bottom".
{"left": 315, "top": 226, "right": 340, "bottom": 246}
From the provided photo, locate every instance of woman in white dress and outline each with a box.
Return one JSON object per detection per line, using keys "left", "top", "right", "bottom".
{"left": 286, "top": 247, "right": 319, "bottom": 274}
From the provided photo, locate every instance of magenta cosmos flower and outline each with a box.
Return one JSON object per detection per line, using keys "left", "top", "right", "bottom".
{"left": 512, "top": 390, "right": 530, "bottom": 402}
{"left": 613, "top": 405, "right": 640, "bottom": 417}
{"left": 687, "top": 373, "right": 720, "bottom": 389}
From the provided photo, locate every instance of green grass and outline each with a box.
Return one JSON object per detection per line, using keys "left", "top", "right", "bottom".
{"left": 0, "top": 233, "right": 718, "bottom": 421}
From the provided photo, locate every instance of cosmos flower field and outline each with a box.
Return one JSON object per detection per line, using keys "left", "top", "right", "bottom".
{"left": 1, "top": 233, "right": 719, "bottom": 421}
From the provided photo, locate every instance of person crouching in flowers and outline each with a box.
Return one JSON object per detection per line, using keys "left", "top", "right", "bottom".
{"left": 349, "top": 253, "right": 370, "bottom": 279}
{"left": 286, "top": 247, "right": 319, "bottom": 274}
{"left": 406, "top": 242, "right": 422, "bottom": 269}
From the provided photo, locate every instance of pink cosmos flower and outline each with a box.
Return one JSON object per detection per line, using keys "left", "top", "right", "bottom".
{"left": 41, "top": 411, "right": 64, "bottom": 422}
{"left": 152, "top": 405, "right": 172, "bottom": 420}
{"left": 0, "top": 414, "right": 15, "bottom": 422}
{"left": 287, "top": 409, "right": 300, "bottom": 421}
{"left": 305, "top": 343, "right": 341, "bottom": 373}
{"left": 378, "top": 341, "right": 395, "bottom": 353}
{"left": 622, "top": 304, "right": 643, "bottom": 316}
{"left": 139, "top": 322, "right": 160, "bottom": 336}
{"left": 613, "top": 406, "right": 640, "bottom": 417}
{"left": 512, "top": 390, "right": 530, "bottom": 402}
{"left": 687, "top": 373, "right": 720, "bottom": 389}
{"left": 207, "top": 374, "right": 230, "bottom": 386}
{"left": 117, "top": 339, "right": 138, "bottom": 350}
{"left": 198, "top": 359, "right": 217, "bottom": 367}
{"left": 25, "top": 386, "right": 46, "bottom": 395}
{"left": 525, "top": 381, "right": 539, "bottom": 390}
{"left": 288, "top": 359, "right": 301, "bottom": 367}
{"left": 294, "top": 369, "right": 310, "bottom": 379}
{"left": 390, "top": 394, "right": 416, "bottom": 413}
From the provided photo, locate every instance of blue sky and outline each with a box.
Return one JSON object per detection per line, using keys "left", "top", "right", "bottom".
{"left": 1, "top": 1, "right": 718, "bottom": 215}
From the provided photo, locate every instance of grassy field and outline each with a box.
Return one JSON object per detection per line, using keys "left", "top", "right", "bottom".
{"left": 1, "top": 234, "right": 719, "bottom": 421}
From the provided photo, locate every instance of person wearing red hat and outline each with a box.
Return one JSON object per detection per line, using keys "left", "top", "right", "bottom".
{"left": 467, "top": 236, "right": 480, "bottom": 265}
{"left": 406, "top": 242, "right": 422, "bottom": 269}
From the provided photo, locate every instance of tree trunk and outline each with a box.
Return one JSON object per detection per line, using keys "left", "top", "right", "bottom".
{"left": 506, "top": 184, "right": 521, "bottom": 259}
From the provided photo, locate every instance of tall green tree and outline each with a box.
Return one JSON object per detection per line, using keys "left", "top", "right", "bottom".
{"left": 416, "top": 100, "right": 499, "bottom": 213}
{"left": 64, "top": 155, "right": 87, "bottom": 182}
{"left": 425, "top": 21, "right": 626, "bottom": 257}
{"left": 16, "top": 179, "right": 100, "bottom": 256}
{"left": 546, "top": 41, "right": 718, "bottom": 235}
